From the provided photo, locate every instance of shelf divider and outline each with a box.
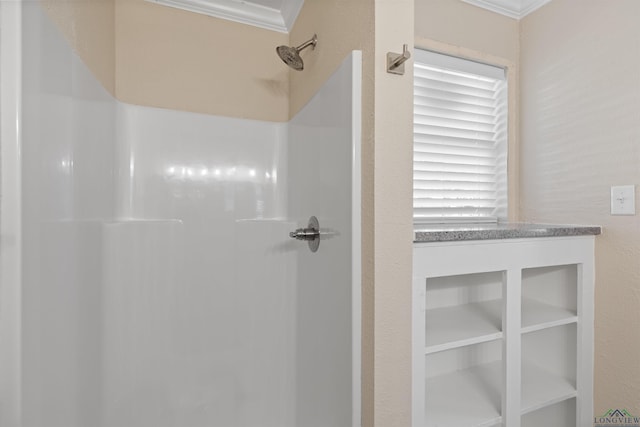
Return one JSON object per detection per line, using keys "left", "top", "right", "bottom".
{"left": 503, "top": 269, "right": 522, "bottom": 427}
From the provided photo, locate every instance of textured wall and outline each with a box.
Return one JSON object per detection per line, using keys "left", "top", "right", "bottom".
{"left": 288, "top": 0, "right": 374, "bottom": 119}
{"left": 520, "top": 0, "right": 640, "bottom": 415}
{"left": 41, "top": 0, "right": 289, "bottom": 122}
{"left": 114, "top": 0, "right": 289, "bottom": 121}
{"left": 414, "top": 0, "right": 519, "bottom": 63}
{"left": 372, "top": 2, "right": 414, "bottom": 426}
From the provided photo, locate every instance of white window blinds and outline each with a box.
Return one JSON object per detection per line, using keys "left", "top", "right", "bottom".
{"left": 413, "top": 49, "right": 508, "bottom": 223}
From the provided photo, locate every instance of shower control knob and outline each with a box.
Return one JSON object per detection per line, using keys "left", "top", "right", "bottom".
{"left": 289, "top": 229, "right": 319, "bottom": 241}
{"left": 289, "top": 216, "right": 320, "bottom": 252}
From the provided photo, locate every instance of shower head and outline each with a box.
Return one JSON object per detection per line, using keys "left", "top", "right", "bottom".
{"left": 276, "top": 34, "right": 317, "bottom": 71}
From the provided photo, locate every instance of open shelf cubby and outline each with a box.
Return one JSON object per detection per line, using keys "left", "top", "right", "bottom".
{"left": 425, "top": 271, "right": 503, "bottom": 354}
{"left": 522, "top": 398, "right": 576, "bottom": 427}
{"left": 521, "top": 265, "right": 577, "bottom": 334}
{"left": 424, "top": 340, "right": 503, "bottom": 427}
{"left": 522, "top": 324, "right": 577, "bottom": 414}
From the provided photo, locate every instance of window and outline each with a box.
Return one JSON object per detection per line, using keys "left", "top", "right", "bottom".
{"left": 413, "top": 49, "right": 508, "bottom": 223}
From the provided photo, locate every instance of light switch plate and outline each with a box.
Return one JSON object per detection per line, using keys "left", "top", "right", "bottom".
{"left": 611, "top": 185, "right": 636, "bottom": 215}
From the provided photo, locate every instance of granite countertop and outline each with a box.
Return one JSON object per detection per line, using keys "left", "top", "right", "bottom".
{"left": 414, "top": 222, "right": 602, "bottom": 243}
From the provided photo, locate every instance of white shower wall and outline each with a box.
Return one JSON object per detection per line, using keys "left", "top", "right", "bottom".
{"left": 19, "top": 5, "right": 116, "bottom": 426}
{"left": 1, "top": 2, "right": 361, "bottom": 427}
{"left": 107, "top": 105, "right": 294, "bottom": 427}
{"left": 288, "top": 53, "right": 361, "bottom": 427}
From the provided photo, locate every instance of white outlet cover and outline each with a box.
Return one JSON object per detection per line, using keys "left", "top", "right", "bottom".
{"left": 611, "top": 185, "right": 636, "bottom": 215}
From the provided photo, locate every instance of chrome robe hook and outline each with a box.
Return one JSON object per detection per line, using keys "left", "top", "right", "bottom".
{"left": 387, "top": 44, "right": 411, "bottom": 75}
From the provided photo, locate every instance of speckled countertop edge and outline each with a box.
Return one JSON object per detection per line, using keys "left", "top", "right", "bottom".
{"left": 414, "top": 223, "right": 602, "bottom": 243}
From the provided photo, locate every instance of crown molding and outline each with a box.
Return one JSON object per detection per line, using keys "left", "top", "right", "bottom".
{"left": 279, "top": 0, "right": 304, "bottom": 33}
{"left": 145, "top": 0, "right": 304, "bottom": 33}
{"left": 461, "top": 0, "right": 552, "bottom": 19}
{"left": 518, "top": 0, "right": 552, "bottom": 17}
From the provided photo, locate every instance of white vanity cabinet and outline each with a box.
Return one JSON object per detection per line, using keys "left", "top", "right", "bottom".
{"left": 412, "top": 232, "right": 596, "bottom": 427}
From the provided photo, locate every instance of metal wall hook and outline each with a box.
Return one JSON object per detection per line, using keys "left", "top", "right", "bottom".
{"left": 387, "top": 44, "right": 411, "bottom": 75}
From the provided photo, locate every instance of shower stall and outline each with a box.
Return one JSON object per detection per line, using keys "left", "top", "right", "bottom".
{"left": 0, "top": 2, "right": 361, "bottom": 427}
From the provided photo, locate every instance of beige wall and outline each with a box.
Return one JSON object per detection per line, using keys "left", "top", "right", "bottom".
{"left": 41, "top": 0, "right": 288, "bottom": 122}
{"left": 115, "top": 0, "right": 289, "bottom": 121}
{"left": 414, "top": 0, "right": 519, "bottom": 63}
{"left": 520, "top": 0, "right": 640, "bottom": 415}
{"left": 373, "top": 2, "right": 414, "bottom": 425}
{"left": 289, "top": 0, "right": 374, "bottom": 118}
{"left": 41, "top": 0, "right": 116, "bottom": 95}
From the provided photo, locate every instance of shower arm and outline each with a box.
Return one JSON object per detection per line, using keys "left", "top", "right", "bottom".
{"left": 296, "top": 37, "right": 317, "bottom": 53}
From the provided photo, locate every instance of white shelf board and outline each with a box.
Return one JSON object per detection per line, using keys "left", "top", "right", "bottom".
{"left": 521, "top": 298, "right": 577, "bottom": 334}
{"left": 522, "top": 362, "right": 576, "bottom": 415}
{"left": 425, "top": 299, "right": 503, "bottom": 354}
{"left": 425, "top": 361, "right": 502, "bottom": 427}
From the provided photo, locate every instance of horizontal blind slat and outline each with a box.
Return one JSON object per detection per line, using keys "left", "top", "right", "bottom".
{"left": 414, "top": 124, "right": 497, "bottom": 141}
{"left": 414, "top": 77, "right": 497, "bottom": 99}
{"left": 414, "top": 88, "right": 497, "bottom": 108}
{"left": 414, "top": 207, "right": 496, "bottom": 217}
{"left": 414, "top": 134, "right": 498, "bottom": 150}
{"left": 413, "top": 181, "right": 497, "bottom": 191}
{"left": 414, "top": 152, "right": 496, "bottom": 165}
{"left": 414, "top": 193, "right": 497, "bottom": 201}
{"left": 413, "top": 162, "right": 496, "bottom": 175}
{"left": 414, "top": 105, "right": 496, "bottom": 124}
{"left": 413, "top": 97, "right": 495, "bottom": 115}
{"left": 413, "top": 144, "right": 496, "bottom": 159}
{"left": 414, "top": 171, "right": 497, "bottom": 182}
{"left": 414, "top": 116, "right": 497, "bottom": 133}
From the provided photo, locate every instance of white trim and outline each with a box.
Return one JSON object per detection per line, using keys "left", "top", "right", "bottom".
{"left": 502, "top": 269, "right": 521, "bottom": 427}
{"left": 461, "top": 0, "right": 552, "bottom": 19}
{"left": 414, "top": 49, "right": 506, "bottom": 80}
{"left": 350, "top": 50, "right": 363, "bottom": 427}
{"left": 0, "top": 1, "right": 23, "bottom": 426}
{"left": 145, "top": 0, "right": 304, "bottom": 33}
{"left": 279, "top": 0, "right": 304, "bottom": 35}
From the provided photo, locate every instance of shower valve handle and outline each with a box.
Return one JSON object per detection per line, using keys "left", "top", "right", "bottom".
{"left": 289, "top": 216, "right": 320, "bottom": 253}
{"left": 289, "top": 228, "right": 319, "bottom": 241}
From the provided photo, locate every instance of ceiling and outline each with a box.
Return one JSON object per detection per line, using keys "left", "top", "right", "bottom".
{"left": 145, "top": 0, "right": 551, "bottom": 35}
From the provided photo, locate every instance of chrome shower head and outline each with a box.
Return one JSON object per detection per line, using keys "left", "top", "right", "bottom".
{"left": 276, "top": 34, "right": 317, "bottom": 71}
